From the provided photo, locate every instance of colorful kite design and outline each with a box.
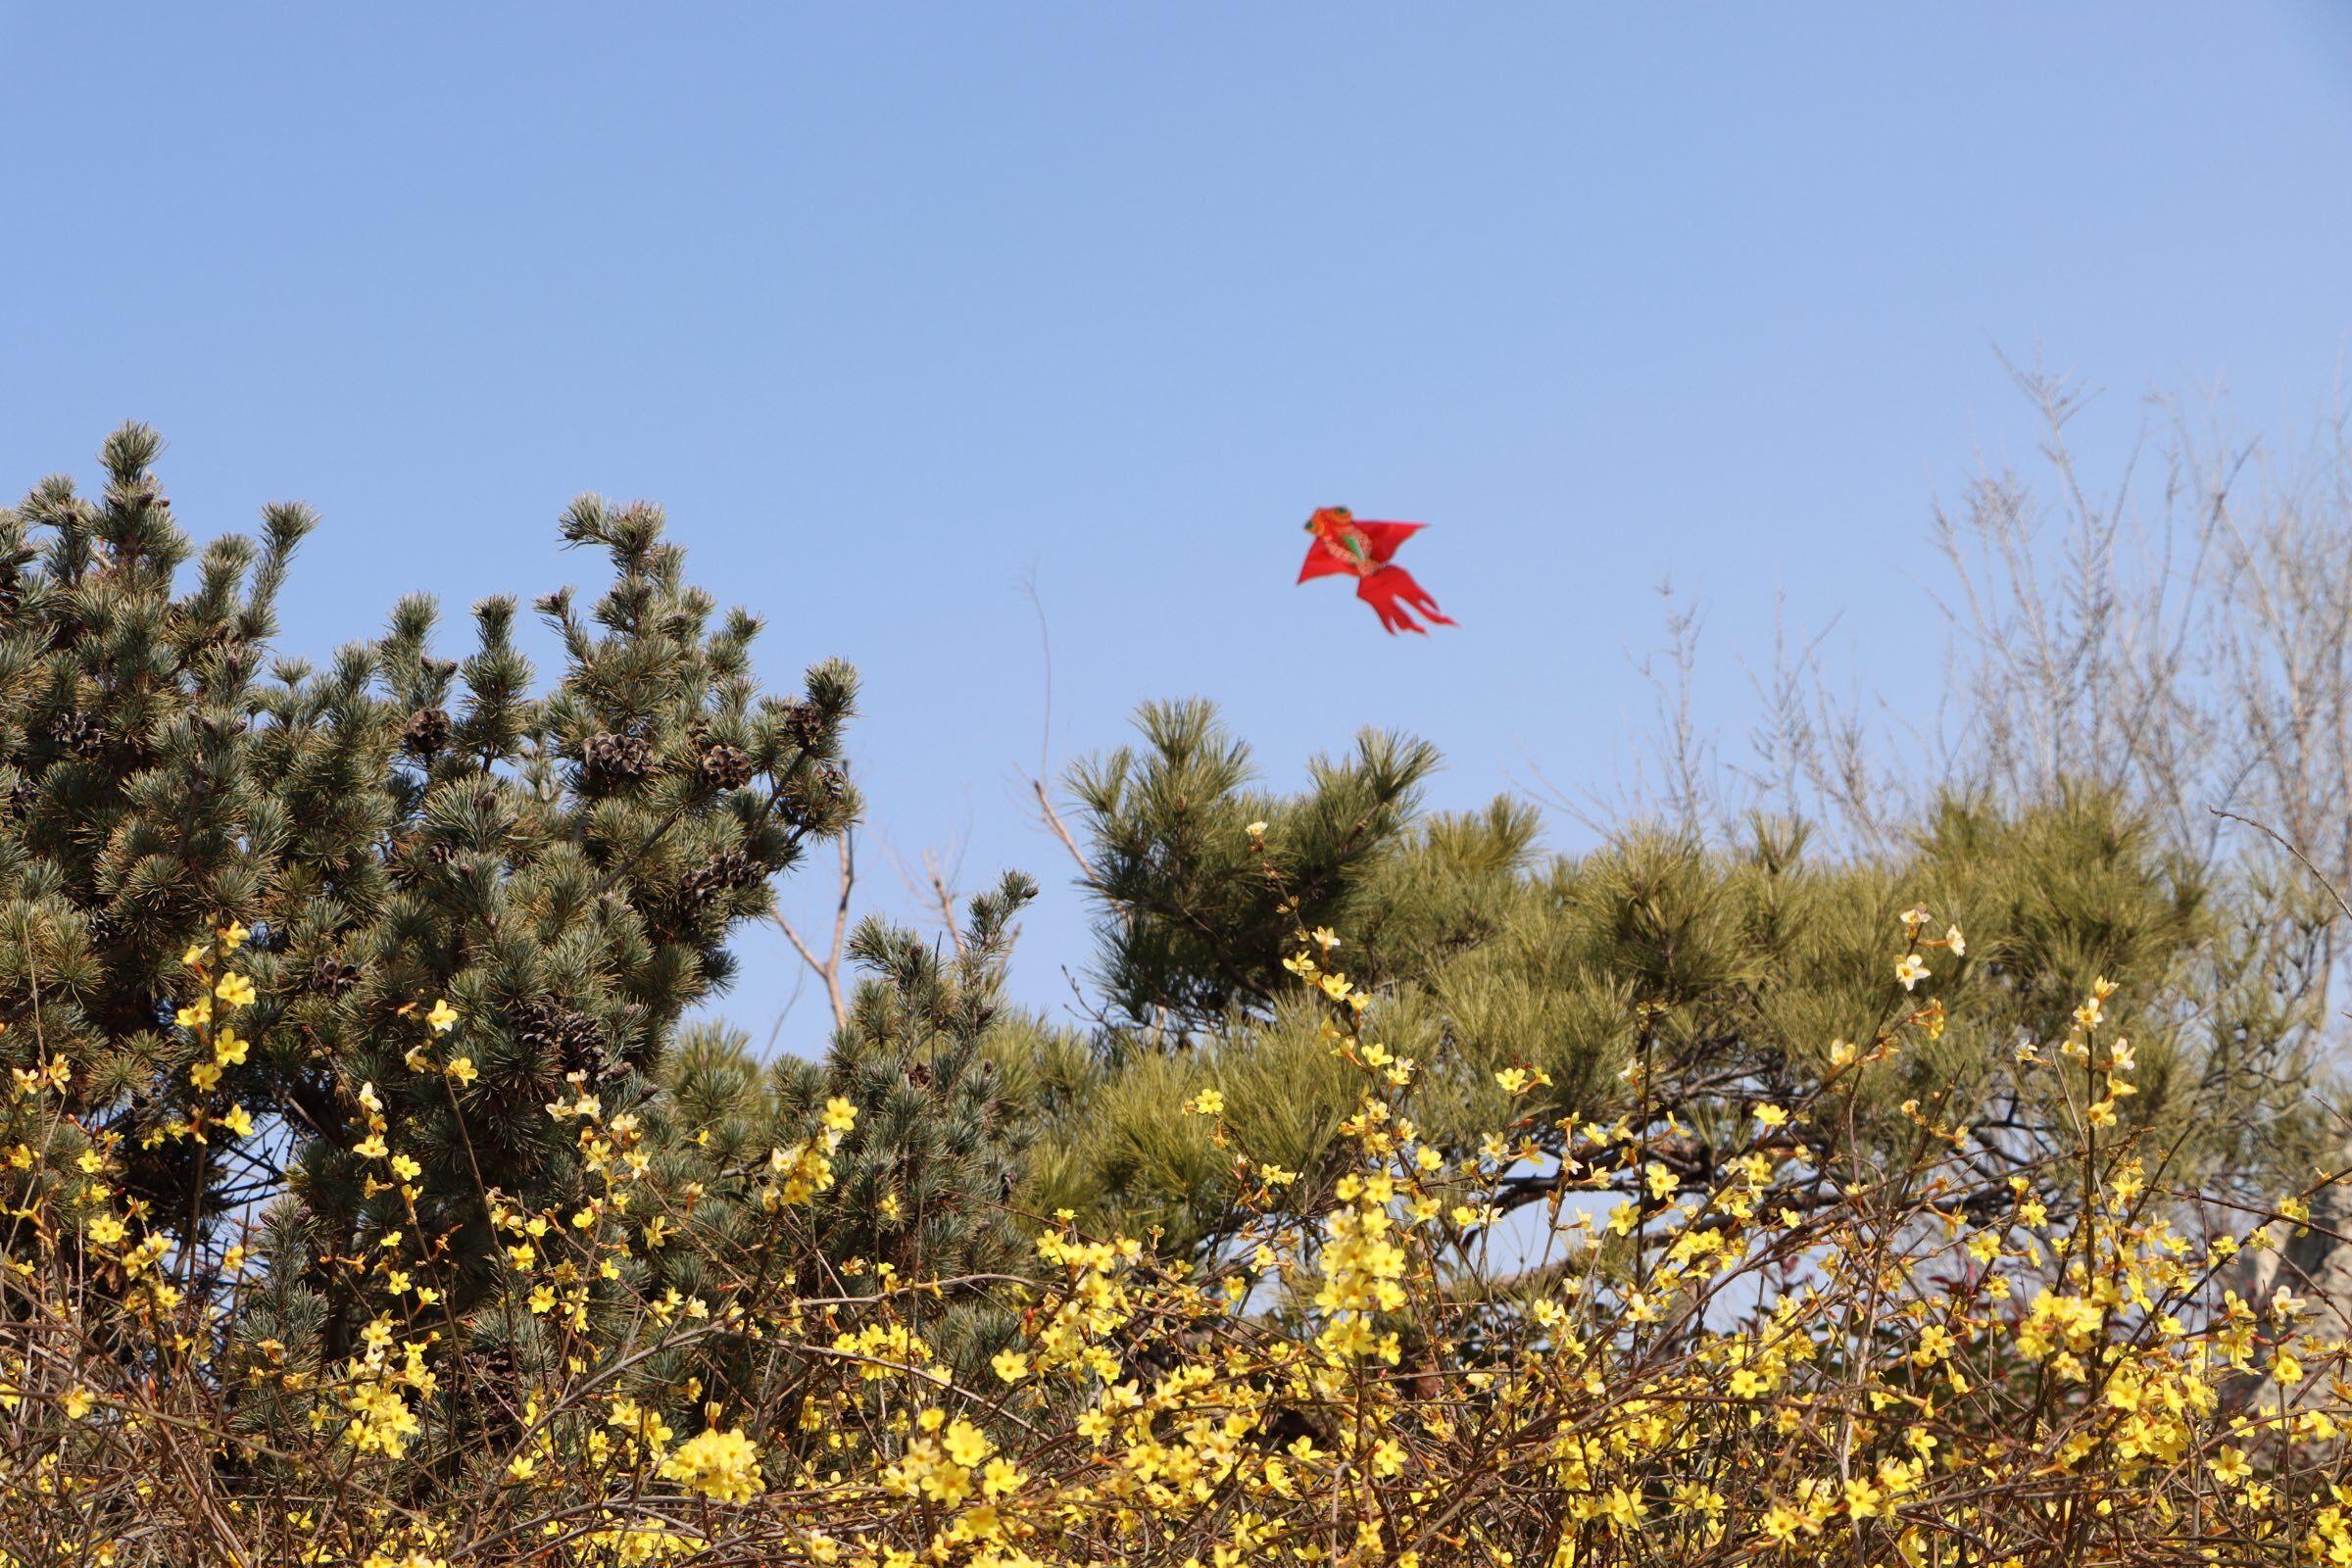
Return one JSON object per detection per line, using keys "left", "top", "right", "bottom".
{"left": 1297, "top": 506, "right": 1455, "bottom": 635}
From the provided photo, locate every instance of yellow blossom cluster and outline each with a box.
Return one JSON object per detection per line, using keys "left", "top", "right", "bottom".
{"left": 3, "top": 897, "right": 2352, "bottom": 1567}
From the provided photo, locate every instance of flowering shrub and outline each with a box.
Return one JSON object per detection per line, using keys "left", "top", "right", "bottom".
{"left": 2, "top": 893, "right": 2349, "bottom": 1567}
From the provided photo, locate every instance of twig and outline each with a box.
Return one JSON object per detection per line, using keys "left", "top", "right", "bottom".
{"left": 1015, "top": 571, "right": 1101, "bottom": 887}
{"left": 885, "top": 833, "right": 972, "bottom": 959}
{"left": 771, "top": 830, "right": 855, "bottom": 1032}
{"left": 2212, "top": 808, "right": 2352, "bottom": 927}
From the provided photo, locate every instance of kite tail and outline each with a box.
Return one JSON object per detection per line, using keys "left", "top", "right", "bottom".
{"left": 1356, "top": 564, "right": 1455, "bottom": 635}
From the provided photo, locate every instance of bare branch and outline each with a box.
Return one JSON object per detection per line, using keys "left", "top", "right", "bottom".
{"left": 772, "top": 830, "right": 855, "bottom": 1033}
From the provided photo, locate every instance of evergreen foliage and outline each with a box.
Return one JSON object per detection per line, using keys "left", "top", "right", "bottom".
{"left": 1014, "top": 702, "right": 2329, "bottom": 1259}
{"left": 642, "top": 874, "right": 1041, "bottom": 1413}
{"left": 0, "top": 426, "right": 855, "bottom": 1310}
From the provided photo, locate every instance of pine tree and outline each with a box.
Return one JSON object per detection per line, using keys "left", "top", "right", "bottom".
{"left": 1016, "top": 702, "right": 2328, "bottom": 1261}
{"left": 0, "top": 427, "right": 856, "bottom": 1335}
{"left": 623, "top": 875, "right": 1039, "bottom": 1442}
{"left": 0, "top": 424, "right": 318, "bottom": 1248}
{"left": 272, "top": 491, "right": 857, "bottom": 1316}
{"left": 1068, "top": 697, "right": 1439, "bottom": 1032}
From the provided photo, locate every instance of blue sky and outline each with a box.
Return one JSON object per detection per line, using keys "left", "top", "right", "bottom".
{"left": 5, "top": 6, "right": 2351, "bottom": 1052}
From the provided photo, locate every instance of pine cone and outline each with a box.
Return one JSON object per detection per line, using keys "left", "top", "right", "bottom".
{"left": 393, "top": 837, "right": 458, "bottom": 884}
{"left": 49, "top": 710, "right": 106, "bottom": 759}
{"left": 697, "top": 742, "right": 754, "bottom": 793}
{"left": 508, "top": 995, "right": 609, "bottom": 1079}
{"left": 0, "top": 564, "right": 21, "bottom": 619}
{"left": 782, "top": 699, "right": 827, "bottom": 753}
{"left": 402, "top": 707, "right": 452, "bottom": 756}
{"left": 581, "top": 731, "right": 654, "bottom": 790}
{"left": 309, "top": 956, "right": 360, "bottom": 997}
{"left": 675, "top": 847, "right": 764, "bottom": 914}
{"left": 779, "top": 765, "right": 849, "bottom": 831}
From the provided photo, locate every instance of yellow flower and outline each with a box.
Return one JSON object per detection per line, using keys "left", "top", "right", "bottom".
{"left": 1601, "top": 1485, "right": 1646, "bottom": 1531}
{"left": 1893, "top": 955, "right": 1930, "bottom": 992}
{"left": 660, "top": 1427, "right": 764, "bottom": 1503}
{"left": 821, "top": 1097, "right": 858, "bottom": 1132}
{"left": 425, "top": 999, "right": 459, "bottom": 1034}
{"left": 62, "top": 1387, "right": 92, "bottom": 1421}
{"left": 1186, "top": 1089, "right": 1225, "bottom": 1117}
{"left": 214, "top": 972, "right": 257, "bottom": 1008}
{"left": 174, "top": 996, "right": 213, "bottom": 1029}
{"left": 389, "top": 1153, "right": 422, "bottom": 1183}
{"left": 992, "top": 1350, "right": 1029, "bottom": 1383}
{"left": 445, "top": 1056, "right": 478, "bottom": 1086}
{"left": 220, "top": 1103, "right": 256, "bottom": 1140}
{"left": 1753, "top": 1103, "right": 1789, "bottom": 1129}
{"left": 220, "top": 920, "right": 250, "bottom": 951}
{"left": 86, "top": 1214, "right": 126, "bottom": 1247}
{"left": 942, "top": 1418, "right": 991, "bottom": 1467}
{"left": 214, "top": 1029, "right": 249, "bottom": 1067}
{"left": 354, "top": 1133, "right": 388, "bottom": 1160}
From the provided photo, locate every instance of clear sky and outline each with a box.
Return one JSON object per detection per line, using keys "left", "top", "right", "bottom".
{"left": 5, "top": 5, "right": 2351, "bottom": 1053}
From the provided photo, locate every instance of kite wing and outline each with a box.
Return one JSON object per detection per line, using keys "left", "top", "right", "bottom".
{"left": 1297, "top": 541, "right": 1353, "bottom": 583}
{"left": 1353, "top": 521, "right": 1424, "bottom": 564}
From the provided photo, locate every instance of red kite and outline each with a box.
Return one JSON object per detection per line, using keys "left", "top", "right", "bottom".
{"left": 1297, "top": 507, "right": 1455, "bottom": 635}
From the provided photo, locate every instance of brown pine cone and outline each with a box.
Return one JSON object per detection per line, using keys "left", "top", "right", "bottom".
{"left": 582, "top": 730, "right": 654, "bottom": 790}
{"left": 50, "top": 710, "right": 106, "bottom": 759}
{"left": 697, "top": 742, "right": 755, "bottom": 793}
{"left": 782, "top": 699, "right": 827, "bottom": 753}
{"left": 508, "top": 995, "right": 606, "bottom": 1078}
{"left": 402, "top": 707, "right": 452, "bottom": 756}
